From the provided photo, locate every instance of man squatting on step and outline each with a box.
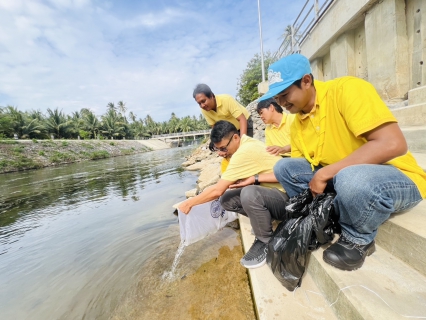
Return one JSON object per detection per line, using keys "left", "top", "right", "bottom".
{"left": 178, "top": 120, "right": 289, "bottom": 269}
{"left": 260, "top": 53, "right": 426, "bottom": 271}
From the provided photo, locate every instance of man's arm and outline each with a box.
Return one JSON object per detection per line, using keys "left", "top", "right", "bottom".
{"left": 309, "top": 122, "right": 407, "bottom": 196}
{"left": 266, "top": 145, "right": 291, "bottom": 156}
{"left": 178, "top": 179, "right": 233, "bottom": 214}
{"left": 229, "top": 172, "right": 278, "bottom": 189}
{"left": 236, "top": 114, "right": 248, "bottom": 136}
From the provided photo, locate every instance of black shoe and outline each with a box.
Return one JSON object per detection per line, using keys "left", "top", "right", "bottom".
{"left": 323, "top": 235, "right": 376, "bottom": 271}
{"left": 240, "top": 238, "right": 267, "bottom": 269}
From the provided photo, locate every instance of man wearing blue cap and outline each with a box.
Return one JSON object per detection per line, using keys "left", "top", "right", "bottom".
{"left": 258, "top": 53, "right": 426, "bottom": 271}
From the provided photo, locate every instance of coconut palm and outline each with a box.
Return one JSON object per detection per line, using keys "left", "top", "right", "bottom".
{"left": 117, "top": 101, "right": 127, "bottom": 117}
{"left": 21, "top": 118, "right": 44, "bottom": 139}
{"left": 128, "top": 111, "right": 137, "bottom": 123}
{"left": 101, "top": 109, "right": 126, "bottom": 139}
{"left": 179, "top": 116, "right": 193, "bottom": 133}
{"left": 44, "top": 108, "right": 71, "bottom": 139}
{"left": 82, "top": 110, "right": 101, "bottom": 139}
{"left": 107, "top": 102, "right": 116, "bottom": 112}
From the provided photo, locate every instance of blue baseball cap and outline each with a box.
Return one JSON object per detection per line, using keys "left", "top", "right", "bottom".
{"left": 260, "top": 53, "right": 312, "bottom": 101}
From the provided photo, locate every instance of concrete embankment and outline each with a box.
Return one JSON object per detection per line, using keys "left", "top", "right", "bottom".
{"left": 0, "top": 139, "right": 158, "bottom": 174}
{"left": 135, "top": 138, "right": 170, "bottom": 150}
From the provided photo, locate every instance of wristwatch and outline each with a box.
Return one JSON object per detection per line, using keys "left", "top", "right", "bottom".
{"left": 254, "top": 174, "right": 260, "bottom": 185}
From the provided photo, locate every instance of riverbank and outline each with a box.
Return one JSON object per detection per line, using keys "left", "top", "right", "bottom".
{"left": 0, "top": 139, "right": 153, "bottom": 174}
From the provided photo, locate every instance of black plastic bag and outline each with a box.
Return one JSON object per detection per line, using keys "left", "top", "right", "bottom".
{"left": 266, "top": 190, "right": 339, "bottom": 291}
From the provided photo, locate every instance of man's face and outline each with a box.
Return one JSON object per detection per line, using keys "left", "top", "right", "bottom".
{"left": 258, "top": 105, "right": 274, "bottom": 124}
{"left": 274, "top": 85, "right": 308, "bottom": 114}
{"left": 273, "top": 75, "right": 313, "bottom": 114}
{"left": 195, "top": 93, "right": 216, "bottom": 111}
{"left": 213, "top": 134, "right": 238, "bottom": 157}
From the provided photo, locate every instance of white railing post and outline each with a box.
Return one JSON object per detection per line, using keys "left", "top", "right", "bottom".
{"left": 315, "top": 0, "right": 319, "bottom": 19}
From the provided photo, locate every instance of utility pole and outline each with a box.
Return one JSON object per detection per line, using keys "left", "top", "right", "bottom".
{"left": 257, "top": 0, "right": 265, "bottom": 82}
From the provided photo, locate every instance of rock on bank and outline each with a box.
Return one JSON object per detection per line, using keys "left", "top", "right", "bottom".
{"left": 0, "top": 139, "right": 154, "bottom": 174}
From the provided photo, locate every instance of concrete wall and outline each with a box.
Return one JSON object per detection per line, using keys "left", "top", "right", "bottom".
{"left": 301, "top": 0, "right": 426, "bottom": 104}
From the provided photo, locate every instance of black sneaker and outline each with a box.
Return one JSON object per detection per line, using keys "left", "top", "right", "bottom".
{"left": 323, "top": 235, "right": 376, "bottom": 271}
{"left": 240, "top": 238, "right": 267, "bottom": 269}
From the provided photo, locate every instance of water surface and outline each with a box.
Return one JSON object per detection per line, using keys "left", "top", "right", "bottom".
{"left": 0, "top": 146, "right": 200, "bottom": 320}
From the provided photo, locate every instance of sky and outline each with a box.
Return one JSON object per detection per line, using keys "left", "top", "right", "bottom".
{"left": 0, "top": 0, "right": 301, "bottom": 122}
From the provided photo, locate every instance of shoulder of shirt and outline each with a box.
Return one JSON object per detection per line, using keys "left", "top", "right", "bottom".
{"left": 216, "top": 94, "right": 235, "bottom": 101}
{"left": 322, "top": 76, "right": 371, "bottom": 89}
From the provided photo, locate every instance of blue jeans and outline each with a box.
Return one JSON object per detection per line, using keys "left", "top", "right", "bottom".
{"left": 274, "top": 158, "right": 423, "bottom": 244}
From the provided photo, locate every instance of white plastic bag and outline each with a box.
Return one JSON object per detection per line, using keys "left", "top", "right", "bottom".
{"left": 178, "top": 199, "right": 238, "bottom": 246}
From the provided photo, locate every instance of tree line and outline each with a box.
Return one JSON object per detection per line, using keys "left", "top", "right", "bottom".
{"left": 0, "top": 101, "right": 209, "bottom": 140}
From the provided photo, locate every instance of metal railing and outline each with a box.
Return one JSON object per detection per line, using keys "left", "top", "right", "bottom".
{"left": 151, "top": 130, "right": 210, "bottom": 139}
{"left": 274, "top": 0, "right": 335, "bottom": 59}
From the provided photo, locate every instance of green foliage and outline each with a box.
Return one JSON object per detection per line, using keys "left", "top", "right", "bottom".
{"left": 81, "top": 142, "right": 94, "bottom": 149}
{"left": 38, "top": 151, "right": 45, "bottom": 156}
{"left": 0, "top": 156, "right": 41, "bottom": 171}
{"left": 79, "top": 130, "right": 91, "bottom": 139}
{"left": 120, "top": 149, "right": 134, "bottom": 155}
{"left": 49, "top": 151, "right": 74, "bottom": 163}
{"left": 32, "top": 139, "right": 38, "bottom": 143}
{"left": 0, "top": 102, "right": 209, "bottom": 141}
{"left": 0, "top": 140, "right": 18, "bottom": 144}
{"left": 12, "top": 146, "right": 25, "bottom": 153}
{"left": 61, "top": 141, "right": 69, "bottom": 147}
{"left": 110, "top": 141, "right": 115, "bottom": 146}
{"left": 89, "top": 150, "right": 110, "bottom": 160}
{"left": 236, "top": 51, "right": 277, "bottom": 106}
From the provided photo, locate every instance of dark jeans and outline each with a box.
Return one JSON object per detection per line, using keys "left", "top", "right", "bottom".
{"left": 220, "top": 186, "right": 289, "bottom": 243}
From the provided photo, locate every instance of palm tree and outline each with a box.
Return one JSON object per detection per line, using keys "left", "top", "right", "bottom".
{"left": 179, "top": 116, "right": 193, "bottom": 133}
{"left": 107, "top": 102, "right": 116, "bottom": 112}
{"left": 82, "top": 110, "right": 101, "bottom": 139}
{"left": 3, "top": 106, "right": 25, "bottom": 137}
{"left": 101, "top": 109, "right": 126, "bottom": 139}
{"left": 131, "top": 120, "right": 150, "bottom": 139}
{"left": 117, "top": 101, "right": 127, "bottom": 117}
{"left": 44, "top": 108, "right": 71, "bottom": 138}
{"left": 21, "top": 118, "right": 44, "bottom": 139}
{"left": 128, "top": 111, "right": 137, "bottom": 123}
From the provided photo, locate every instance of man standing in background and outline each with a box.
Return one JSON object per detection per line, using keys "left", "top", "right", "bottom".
{"left": 193, "top": 83, "right": 253, "bottom": 137}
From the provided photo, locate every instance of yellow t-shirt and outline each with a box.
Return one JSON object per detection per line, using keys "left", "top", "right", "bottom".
{"left": 265, "top": 113, "right": 295, "bottom": 156}
{"left": 201, "top": 94, "right": 250, "bottom": 130}
{"left": 220, "top": 157, "right": 230, "bottom": 174}
{"left": 290, "top": 76, "right": 426, "bottom": 198}
{"left": 221, "top": 135, "right": 284, "bottom": 191}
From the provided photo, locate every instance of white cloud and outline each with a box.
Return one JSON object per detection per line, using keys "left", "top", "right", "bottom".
{"left": 0, "top": 0, "right": 297, "bottom": 121}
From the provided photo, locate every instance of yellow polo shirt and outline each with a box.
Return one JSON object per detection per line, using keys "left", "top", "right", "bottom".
{"left": 291, "top": 76, "right": 426, "bottom": 198}
{"left": 201, "top": 94, "right": 250, "bottom": 130}
{"left": 265, "top": 113, "right": 295, "bottom": 156}
{"left": 222, "top": 135, "right": 284, "bottom": 191}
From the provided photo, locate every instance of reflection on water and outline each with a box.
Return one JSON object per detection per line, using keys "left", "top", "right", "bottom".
{"left": 0, "top": 146, "right": 199, "bottom": 320}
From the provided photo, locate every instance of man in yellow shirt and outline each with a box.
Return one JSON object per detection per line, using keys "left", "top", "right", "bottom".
{"left": 193, "top": 84, "right": 253, "bottom": 137}
{"left": 257, "top": 98, "right": 295, "bottom": 156}
{"left": 178, "top": 120, "right": 288, "bottom": 269}
{"left": 259, "top": 53, "right": 426, "bottom": 271}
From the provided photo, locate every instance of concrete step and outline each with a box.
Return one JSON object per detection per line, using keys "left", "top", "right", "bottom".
{"left": 412, "top": 152, "right": 426, "bottom": 170}
{"left": 392, "top": 102, "right": 426, "bottom": 126}
{"left": 401, "top": 127, "right": 426, "bottom": 153}
{"left": 239, "top": 215, "right": 338, "bottom": 320}
{"left": 241, "top": 152, "right": 426, "bottom": 319}
{"left": 376, "top": 201, "right": 426, "bottom": 278}
{"left": 308, "top": 244, "right": 426, "bottom": 320}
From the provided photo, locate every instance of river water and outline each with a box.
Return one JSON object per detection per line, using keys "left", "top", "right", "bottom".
{"left": 0, "top": 146, "right": 213, "bottom": 320}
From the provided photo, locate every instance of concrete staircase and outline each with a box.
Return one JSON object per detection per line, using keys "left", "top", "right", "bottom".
{"left": 241, "top": 153, "right": 426, "bottom": 319}
{"left": 242, "top": 102, "right": 426, "bottom": 319}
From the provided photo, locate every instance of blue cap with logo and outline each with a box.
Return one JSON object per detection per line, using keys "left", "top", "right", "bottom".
{"left": 260, "top": 53, "right": 312, "bottom": 101}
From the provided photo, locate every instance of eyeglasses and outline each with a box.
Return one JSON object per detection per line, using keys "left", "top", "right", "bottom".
{"left": 213, "top": 134, "right": 234, "bottom": 152}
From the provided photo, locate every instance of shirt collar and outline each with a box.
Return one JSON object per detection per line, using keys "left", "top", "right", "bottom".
{"left": 297, "top": 80, "right": 327, "bottom": 120}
